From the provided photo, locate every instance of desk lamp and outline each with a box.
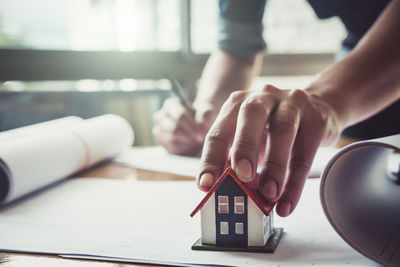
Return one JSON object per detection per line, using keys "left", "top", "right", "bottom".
{"left": 320, "top": 135, "right": 400, "bottom": 267}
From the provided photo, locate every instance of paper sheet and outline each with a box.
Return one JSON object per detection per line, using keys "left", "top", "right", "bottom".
{"left": 115, "top": 146, "right": 202, "bottom": 178}
{"left": 0, "top": 178, "right": 378, "bottom": 266}
{"left": 114, "top": 146, "right": 340, "bottom": 179}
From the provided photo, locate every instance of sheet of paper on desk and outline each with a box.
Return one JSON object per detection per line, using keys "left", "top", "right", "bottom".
{"left": 114, "top": 146, "right": 201, "bottom": 177}
{"left": 114, "top": 146, "right": 340, "bottom": 178}
{"left": 0, "top": 178, "right": 377, "bottom": 266}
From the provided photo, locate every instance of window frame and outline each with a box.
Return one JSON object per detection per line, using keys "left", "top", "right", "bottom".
{"left": 234, "top": 196, "right": 245, "bottom": 214}
{"left": 218, "top": 195, "right": 229, "bottom": 214}
{"left": 235, "top": 222, "right": 244, "bottom": 235}
{"left": 220, "top": 221, "right": 229, "bottom": 235}
{"left": 0, "top": 0, "right": 334, "bottom": 96}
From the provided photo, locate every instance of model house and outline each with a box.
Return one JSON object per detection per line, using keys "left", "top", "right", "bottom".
{"left": 191, "top": 167, "right": 282, "bottom": 251}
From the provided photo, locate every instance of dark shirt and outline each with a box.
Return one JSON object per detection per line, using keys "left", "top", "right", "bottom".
{"left": 218, "top": 0, "right": 399, "bottom": 139}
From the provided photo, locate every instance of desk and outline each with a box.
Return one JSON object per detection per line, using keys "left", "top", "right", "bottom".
{"left": 0, "top": 138, "right": 358, "bottom": 267}
{"left": 0, "top": 161, "right": 170, "bottom": 267}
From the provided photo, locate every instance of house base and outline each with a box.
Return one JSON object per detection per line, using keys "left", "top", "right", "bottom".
{"left": 191, "top": 227, "right": 283, "bottom": 253}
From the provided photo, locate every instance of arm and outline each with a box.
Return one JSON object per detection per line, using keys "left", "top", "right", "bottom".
{"left": 198, "top": 0, "right": 400, "bottom": 217}
{"left": 306, "top": 0, "right": 400, "bottom": 129}
{"left": 152, "top": 50, "right": 261, "bottom": 156}
{"left": 153, "top": 0, "right": 267, "bottom": 156}
{"left": 193, "top": 50, "right": 263, "bottom": 130}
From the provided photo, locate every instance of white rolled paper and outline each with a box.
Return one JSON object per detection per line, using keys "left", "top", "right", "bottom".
{"left": 0, "top": 114, "right": 134, "bottom": 204}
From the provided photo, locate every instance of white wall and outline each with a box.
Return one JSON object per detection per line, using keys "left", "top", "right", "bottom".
{"left": 248, "top": 198, "right": 266, "bottom": 246}
{"left": 200, "top": 193, "right": 216, "bottom": 245}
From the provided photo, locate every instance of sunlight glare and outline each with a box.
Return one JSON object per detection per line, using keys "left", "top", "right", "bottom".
{"left": 115, "top": 0, "right": 136, "bottom": 51}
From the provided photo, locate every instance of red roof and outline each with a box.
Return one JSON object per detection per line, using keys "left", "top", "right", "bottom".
{"left": 190, "top": 167, "right": 276, "bottom": 217}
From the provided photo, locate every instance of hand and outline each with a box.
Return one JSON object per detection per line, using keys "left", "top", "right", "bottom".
{"left": 197, "top": 85, "right": 343, "bottom": 217}
{"left": 153, "top": 98, "right": 217, "bottom": 156}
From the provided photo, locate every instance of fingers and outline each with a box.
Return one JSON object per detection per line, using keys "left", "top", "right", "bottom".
{"left": 152, "top": 116, "right": 193, "bottom": 153}
{"left": 275, "top": 127, "right": 322, "bottom": 217}
{"left": 197, "top": 91, "right": 247, "bottom": 191}
{"left": 197, "top": 85, "right": 331, "bottom": 218}
{"left": 194, "top": 102, "right": 218, "bottom": 127}
{"left": 259, "top": 100, "right": 300, "bottom": 202}
{"left": 194, "top": 102, "right": 219, "bottom": 139}
{"left": 163, "top": 99, "right": 202, "bottom": 141}
{"left": 275, "top": 93, "right": 327, "bottom": 216}
{"left": 153, "top": 98, "right": 203, "bottom": 156}
{"left": 231, "top": 92, "right": 277, "bottom": 183}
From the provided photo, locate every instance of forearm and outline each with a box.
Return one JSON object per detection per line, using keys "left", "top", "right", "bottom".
{"left": 193, "top": 50, "right": 263, "bottom": 111}
{"left": 306, "top": 0, "right": 400, "bottom": 130}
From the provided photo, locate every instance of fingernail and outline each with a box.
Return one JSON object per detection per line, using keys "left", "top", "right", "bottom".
{"left": 278, "top": 201, "right": 291, "bottom": 217}
{"left": 236, "top": 159, "right": 253, "bottom": 182}
{"left": 262, "top": 179, "right": 277, "bottom": 200}
{"left": 199, "top": 173, "right": 214, "bottom": 187}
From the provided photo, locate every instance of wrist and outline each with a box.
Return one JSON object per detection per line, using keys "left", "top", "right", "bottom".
{"left": 305, "top": 78, "right": 353, "bottom": 125}
{"left": 305, "top": 86, "right": 349, "bottom": 145}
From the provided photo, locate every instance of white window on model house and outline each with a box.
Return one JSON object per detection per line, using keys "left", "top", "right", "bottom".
{"left": 218, "top": 195, "right": 229, "bottom": 213}
{"left": 220, "top": 221, "right": 229, "bottom": 235}
{"left": 234, "top": 196, "right": 244, "bottom": 214}
{"left": 235, "top": 222, "right": 244, "bottom": 235}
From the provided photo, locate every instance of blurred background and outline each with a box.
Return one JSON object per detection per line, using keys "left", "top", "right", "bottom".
{"left": 0, "top": 0, "right": 345, "bottom": 146}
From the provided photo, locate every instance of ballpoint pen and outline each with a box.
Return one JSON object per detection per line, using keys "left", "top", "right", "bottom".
{"left": 168, "top": 76, "right": 196, "bottom": 118}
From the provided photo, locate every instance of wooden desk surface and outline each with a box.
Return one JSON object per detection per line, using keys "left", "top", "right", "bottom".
{"left": 0, "top": 138, "right": 358, "bottom": 266}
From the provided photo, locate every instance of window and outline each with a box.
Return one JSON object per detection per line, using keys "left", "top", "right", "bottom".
{"left": 0, "top": 0, "right": 180, "bottom": 51}
{"left": 190, "top": 0, "right": 343, "bottom": 93}
{"left": 234, "top": 196, "right": 244, "bottom": 214}
{"left": 220, "top": 221, "right": 229, "bottom": 235}
{"left": 0, "top": 0, "right": 342, "bottom": 53}
{"left": 235, "top": 222, "right": 244, "bottom": 235}
{"left": 218, "top": 195, "right": 229, "bottom": 214}
{"left": 0, "top": 0, "right": 340, "bottom": 147}
{"left": 191, "top": 0, "right": 345, "bottom": 54}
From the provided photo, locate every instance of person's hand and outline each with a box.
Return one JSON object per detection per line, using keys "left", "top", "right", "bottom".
{"left": 153, "top": 98, "right": 217, "bottom": 156}
{"left": 196, "top": 85, "right": 343, "bottom": 217}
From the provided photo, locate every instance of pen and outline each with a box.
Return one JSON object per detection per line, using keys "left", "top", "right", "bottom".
{"left": 168, "top": 76, "right": 196, "bottom": 118}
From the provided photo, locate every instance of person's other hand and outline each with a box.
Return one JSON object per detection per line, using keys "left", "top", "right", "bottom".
{"left": 153, "top": 98, "right": 217, "bottom": 156}
{"left": 197, "top": 85, "right": 343, "bottom": 217}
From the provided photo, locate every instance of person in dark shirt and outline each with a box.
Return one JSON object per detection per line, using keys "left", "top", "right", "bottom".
{"left": 153, "top": 0, "right": 400, "bottom": 217}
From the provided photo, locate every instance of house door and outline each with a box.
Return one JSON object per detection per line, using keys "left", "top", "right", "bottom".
{"left": 215, "top": 175, "right": 248, "bottom": 247}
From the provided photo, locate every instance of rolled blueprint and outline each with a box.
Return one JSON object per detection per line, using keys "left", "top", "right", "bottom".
{"left": 320, "top": 134, "right": 400, "bottom": 267}
{"left": 0, "top": 114, "right": 134, "bottom": 204}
